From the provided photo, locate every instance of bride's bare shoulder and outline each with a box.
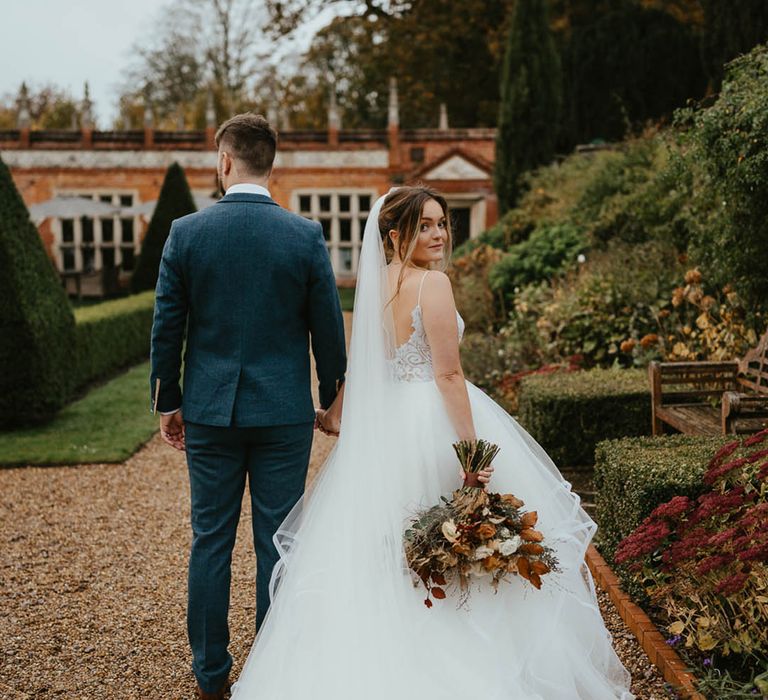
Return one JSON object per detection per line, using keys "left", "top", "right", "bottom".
{"left": 420, "top": 270, "right": 455, "bottom": 308}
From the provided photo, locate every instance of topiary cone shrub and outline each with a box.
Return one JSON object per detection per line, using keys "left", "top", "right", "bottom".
{"left": 131, "top": 161, "right": 196, "bottom": 293}
{"left": 0, "top": 157, "right": 76, "bottom": 427}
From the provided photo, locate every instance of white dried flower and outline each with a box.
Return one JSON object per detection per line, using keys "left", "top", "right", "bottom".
{"left": 577, "top": 254, "right": 586, "bottom": 264}
{"left": 473, "top": 545, "right": 495, "bottom": 560}
{"left": 441, "top": 519, "right": 459, "bottom": 544}
{"left": 499, "top": 536, "right": 522, "bottom": 556}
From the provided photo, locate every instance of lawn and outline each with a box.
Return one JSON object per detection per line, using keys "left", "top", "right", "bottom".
{"left": 338, "top": 286, "right": 355, "bottom": 311}
{"left": 0, "top": 362, "right": 157, "bottom": 467}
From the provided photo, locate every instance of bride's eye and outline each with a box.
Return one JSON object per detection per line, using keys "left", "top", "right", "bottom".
{"left": 420, "top": 224, "right": 430, "bottom": 232}
{"left": 438, "top": 220, "right": 447, "bottom": 229}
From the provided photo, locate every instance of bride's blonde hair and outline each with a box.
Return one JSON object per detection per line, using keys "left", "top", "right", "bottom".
{"left": 378, "top": 185, "right": 453, "bottom": 301}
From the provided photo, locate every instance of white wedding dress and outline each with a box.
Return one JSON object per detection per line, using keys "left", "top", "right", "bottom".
{"left": 231, "top": 194, "right": 633, "bottom": 700}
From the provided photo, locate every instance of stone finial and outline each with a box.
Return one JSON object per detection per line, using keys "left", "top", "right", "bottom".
{"left": 205, "top": 88, "right": 216, "bottom": 128}
{"left": 438, "top": 102, "right": 449, "bottom": 130}
{"left": 267, "top": 104, "right": 278, "bottom": 127}
{"left": 143, "top": 92, "right": 154, "bottom": 129}
{"left": 388, "top": 77, "right": 399, "bottom": 129}
{"left": 328, "top": 86, "right": 341, "bottom": 131}
{"left": 81, "top": 81, "right": 94, "bottom": 129}
{"left": 279, "top": 106, "right": 291, "bottom": 131}
{"left": 17, "top": 82, "right": 31, "bottom": 129}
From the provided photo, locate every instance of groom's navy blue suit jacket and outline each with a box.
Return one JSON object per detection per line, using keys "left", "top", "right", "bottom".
{"left": 149, "top": 192, "right": 347, "bottom": 426}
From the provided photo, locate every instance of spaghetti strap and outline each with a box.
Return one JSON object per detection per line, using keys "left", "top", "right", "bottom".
{"left": 416, "top": 270, "right": 430, "bottom": 306}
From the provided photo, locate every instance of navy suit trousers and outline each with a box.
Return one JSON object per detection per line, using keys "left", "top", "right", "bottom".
{"left": 184, "top": 421, "right": 313, "bottom": 693}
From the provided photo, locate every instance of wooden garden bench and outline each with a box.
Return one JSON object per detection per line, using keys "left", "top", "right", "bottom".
{"left": 649, "top": 330, "right": 768, "bottom": 435}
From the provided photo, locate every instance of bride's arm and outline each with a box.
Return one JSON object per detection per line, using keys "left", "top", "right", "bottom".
{"left": 420, "top": 271, "right": 476, "bottom": 442}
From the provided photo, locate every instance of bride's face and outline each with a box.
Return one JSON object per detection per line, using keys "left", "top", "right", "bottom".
{"left": 409, "top": 198, "right": 448, "bottom": 267}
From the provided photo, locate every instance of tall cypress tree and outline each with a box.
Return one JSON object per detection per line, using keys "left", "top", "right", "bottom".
{"left": 494, "top": 0, "right": 562, "bottom": 214}
{"left": 0, "top": 156, "right": 76, "bottom": 426}
{"left": 701, "top": 0, "right": 768, "bottom": 90}
{"left": 131, "top": 162, "right": 197, "bottom": 293}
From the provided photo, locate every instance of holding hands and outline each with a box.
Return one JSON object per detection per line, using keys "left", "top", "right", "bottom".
{"left": 315, "top": 408, "right": 341, "bottom": 437}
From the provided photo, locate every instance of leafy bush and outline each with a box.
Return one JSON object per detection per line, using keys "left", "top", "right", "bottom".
{"left": 131, "top": 162, "right": 196, "bottom": 293}
{"left": 508, "top": 240, "right": 682, "bottom": 368}
{"left": 0, "top": 157, "right": 76, "bottom": 427}
{"left": 681, "top": 44, "right": 768, "bottom": 315}
{"left": 615, "top": 430, "right": 768, "bottom": 672}
{"left": 488, "top": 223, "right": 587, "bottom": 306}
{"left": 619, "top": 267, "right": 763, "bottom": 364}
{"left": 73, "top": 292, "right": 156, "bottom": 390}
{"left": 450, "top": 244, "right": 505, "bottom": 332}
{"left": 594, "top": 434, "right": 730, "bottom": 560}
{"left": 517, "top": 367, "right": 650, "bottom": 467}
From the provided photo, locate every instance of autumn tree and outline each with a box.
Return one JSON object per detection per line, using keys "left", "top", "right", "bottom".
{"left": 117, "top": 0, "right": 271, "bottom": 129}
{"left": 0, "top": 83, "right": 82, "bottom": 130}
{"left": 494, "top": 0, "right": 562, "bottom": 213}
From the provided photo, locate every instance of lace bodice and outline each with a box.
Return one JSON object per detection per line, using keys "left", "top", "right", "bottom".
{"left": 389, "top": 305, "right": 465, "bottom": 383}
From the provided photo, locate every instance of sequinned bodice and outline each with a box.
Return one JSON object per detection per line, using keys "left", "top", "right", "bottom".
{"left": 389, "top": 305, "right": 465, "bottom": 383}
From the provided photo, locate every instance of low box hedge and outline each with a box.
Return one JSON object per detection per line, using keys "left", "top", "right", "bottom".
{"left": 517, "top": 368, "right": 650, "bottom": 467}
{"left": 73, "top": 291, "right": 155, "bottom": 391}
{"left": 594, "top": 434, "right": 732, "bottom": 560}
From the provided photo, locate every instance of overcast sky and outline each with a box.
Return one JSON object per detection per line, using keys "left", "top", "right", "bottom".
{"left": 0, "top": 0, "right": 338, "bottom": 126}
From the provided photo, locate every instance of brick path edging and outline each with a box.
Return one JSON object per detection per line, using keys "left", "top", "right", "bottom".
{"left": 585, "top": 545, "right": 706, "bottom": 700}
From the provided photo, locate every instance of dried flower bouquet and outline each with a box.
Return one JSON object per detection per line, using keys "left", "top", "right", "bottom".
{"left": 404, "top": 439, "right": 559, "bottom": 607}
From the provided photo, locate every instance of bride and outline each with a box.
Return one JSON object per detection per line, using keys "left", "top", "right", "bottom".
{"left": 231, "top": 187, "right": 633, "bottom": 699}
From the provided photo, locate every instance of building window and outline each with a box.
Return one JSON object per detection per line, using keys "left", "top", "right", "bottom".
{"left": 294, "top": 190, "right": 376, "bottom": 276}
{"left": 52, "top": 191, "right": 140, "bottom": 274}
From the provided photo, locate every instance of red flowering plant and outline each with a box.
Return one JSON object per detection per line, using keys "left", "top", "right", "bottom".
{"left": 615, "top": 429, "right": 768, "bottom": 658}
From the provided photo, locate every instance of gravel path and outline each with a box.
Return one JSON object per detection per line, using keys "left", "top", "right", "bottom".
{"left": 0, "top": 312, "right": 672, "bottom": 699}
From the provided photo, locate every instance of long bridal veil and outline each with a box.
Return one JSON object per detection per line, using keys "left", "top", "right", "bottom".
{"left": 232, "top": 192, "right": 633, "bottom": 699}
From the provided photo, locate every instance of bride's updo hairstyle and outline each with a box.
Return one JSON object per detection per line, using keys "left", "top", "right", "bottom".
{"left": 378, "top": 185, "right": 452, "bottom": 299}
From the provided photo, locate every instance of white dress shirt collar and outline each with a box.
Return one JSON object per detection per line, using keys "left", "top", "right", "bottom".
{"left": 225, "top": 183, "right": 271, "bottom": 198}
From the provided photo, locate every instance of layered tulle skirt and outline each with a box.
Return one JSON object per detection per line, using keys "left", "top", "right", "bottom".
{"left": 231, "top": 381, "right": 633, "bottom": 699}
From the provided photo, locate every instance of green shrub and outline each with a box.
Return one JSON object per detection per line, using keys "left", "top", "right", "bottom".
{"left": 131, "top": 162, "right": 196, "bottom": 293}
{"left": 73, "top": 292, "right": 156, "bottom": 390}
{"left": 593, "top": 434, "right": 731, "bottom": 560}
{"left": 518, "top": 367, "right": 650, "bottom": 467}
{"left": 682, "top": 44, "right": 768, "bottom": 315}
{"left": 0, "top": 157, "right": 76, "bottom": 427}
{"left": 488, "top": 222, "right": 587, "bottom": 305}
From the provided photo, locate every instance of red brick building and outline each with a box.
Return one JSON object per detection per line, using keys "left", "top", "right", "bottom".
{"left": 1, "top": 81, "right": 498, "bottom": 295}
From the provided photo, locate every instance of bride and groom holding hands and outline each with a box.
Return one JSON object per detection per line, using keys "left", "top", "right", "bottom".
{"left": 150, "top": 113, "right": 634, "bottom": 699}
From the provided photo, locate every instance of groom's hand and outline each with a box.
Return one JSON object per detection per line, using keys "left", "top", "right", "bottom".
{"left": 160, "top": 410, "right": 186, "bottom": 451}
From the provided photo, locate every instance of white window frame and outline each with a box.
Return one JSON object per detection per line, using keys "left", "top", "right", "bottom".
{"left": 292, "top": 189, "right": 377, "bottom": 277}
{"left": 444, "top": 194, "right": 487, "bottom": 244}
{"left": 51, "top": 189, "right": 141, "bottom": 273}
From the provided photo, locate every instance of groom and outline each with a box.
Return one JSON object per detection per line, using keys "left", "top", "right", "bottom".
{"left": 149, "top": 113, "right": 347, "bottom": 699}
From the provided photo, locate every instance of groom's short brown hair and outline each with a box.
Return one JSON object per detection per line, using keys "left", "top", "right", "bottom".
{"left": 215, "top": 113, "right": 277, "bottom": 176}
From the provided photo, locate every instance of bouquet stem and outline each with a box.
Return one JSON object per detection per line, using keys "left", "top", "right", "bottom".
{"left": 454, "top": 439, "right": 500, "bottom": 492}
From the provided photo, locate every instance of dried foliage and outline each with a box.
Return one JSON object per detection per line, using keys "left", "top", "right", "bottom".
{"left": 404, "top": 440, "right": 558, "bottom": 607}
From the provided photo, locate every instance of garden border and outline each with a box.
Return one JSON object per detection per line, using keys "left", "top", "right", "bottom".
{"left": 585, "top": 544, "right": 706, "bottom": 700}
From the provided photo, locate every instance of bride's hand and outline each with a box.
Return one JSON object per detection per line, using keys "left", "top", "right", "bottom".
{"left": 315, "top": 409, "right": 341, "bottom": 437}
{"left": 458, "top": 464, "right": 495, "bottom": 485}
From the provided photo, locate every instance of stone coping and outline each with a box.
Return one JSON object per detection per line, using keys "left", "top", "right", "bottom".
{"left": 585, "top": 544, "right": 706, "bottom": 700}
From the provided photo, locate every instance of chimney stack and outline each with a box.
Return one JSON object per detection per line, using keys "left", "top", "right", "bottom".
{"left": 387, "top": 77, "right": 401, "bottom": 169}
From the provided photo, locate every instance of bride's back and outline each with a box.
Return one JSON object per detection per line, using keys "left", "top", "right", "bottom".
{"left": 387, "top": 266, "right": 430, "bottom": 347}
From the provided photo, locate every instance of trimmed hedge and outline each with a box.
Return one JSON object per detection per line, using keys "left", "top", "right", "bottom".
{"left": 594, "top": 434, "right": 731, "bottom": 560}
{"left": 131, "top": 162, "right": 196, "bottom": 293}
{"left": 73, "top": 292, "right": 155, "bottom": 391}
{"left": 517, "top": 368, "right": 650, "bottom": 466}
{"left": 0, "top": 157, "right": 76, "bottom": 427}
